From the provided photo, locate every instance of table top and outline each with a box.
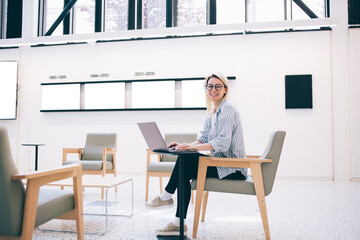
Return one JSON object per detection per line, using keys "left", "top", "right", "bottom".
{"left": 21, "top": 143, "right": 46, "bottom": 146}
{"left": 46, "top": 175, "right": 132, "bottom": 188}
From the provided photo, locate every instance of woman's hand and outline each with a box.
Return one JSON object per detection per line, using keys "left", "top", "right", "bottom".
{"left": 175, "top": 143, "right": 196, "bottom": 151}
{"left": 167, "top": 142, "right": 179, "bottom": 149}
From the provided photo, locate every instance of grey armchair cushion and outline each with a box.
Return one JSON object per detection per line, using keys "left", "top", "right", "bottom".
{"left": 36, "top": 189, "right": 74, "bottom": 227}
{"left": 63, "top": 159, "right": 113, "bottom": 170}
{"left": 82, "top": 133, "right": 117, "bottom": 162}
{"left": 191, "top": 176, "right": 256, "bottom": 195}
{"left": 161, "top": 133, "right": 197, "bottom": 162}
{"left": 0, "top": 127, "right": 25, "bottom": 237}
{"left": 148, "top": 162, "right": 175, "bottom": 172}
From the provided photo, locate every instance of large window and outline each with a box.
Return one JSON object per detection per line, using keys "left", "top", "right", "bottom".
{"left": 177, "top": 0, "right": 206, "bottom": 27}
{"left": 291, "top": 0, "right": 325, "bottom": 20}
{"left": 249, "top": 0, "right": 284, "bottom": 22}
{"left": 74, "top": 0, "right": 95, "bottom": 34}
{"left": 217, "top": 0, "right": 245, "bottom": 24}
{"left": 105, "top": 0, "right": 128, "bottom": 32}
{"left": 37, "top": 0, "right": 330, "bottom": 37}
{"left": 143, "top": 0, "right": 166, "bottom": 29}
{"left": 45, "top": 0, "right": 64, "bottom": 36}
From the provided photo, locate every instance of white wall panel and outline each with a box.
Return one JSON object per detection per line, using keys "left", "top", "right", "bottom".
{"left": 0, "top": 30, "right": 337, "bottom": 178}
{"left": 350, "top": 28, "right": 360, "bottom": 180}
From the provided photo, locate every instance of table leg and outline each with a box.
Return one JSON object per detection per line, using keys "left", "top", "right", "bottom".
{"left": 35, "top": 145, "right": 39, "bottom": 171}
{"left": 178, "top": 155, "right": 184, "bottom": 239}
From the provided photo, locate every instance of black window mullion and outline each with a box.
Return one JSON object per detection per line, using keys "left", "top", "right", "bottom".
{"left": 45, "top": 0, "right": 77, "bottom": 36}
{"left": 349, "top": 0, "right": 360, "bottom": 24}
{"left": 208, "top": 0, "right": 216, "bottom": 25}
{"left": 173, "top": 0, "right": 178, "bottom": 27}
{"left": 128, "top": 0, "right": 135, "bottom": 30}
{"left": 166, "top": 0, "right": 172, "bottom": 27}
{"left": 64, "top": 0, "right": 71, "bottom": 34}
{"left": 325, "top": 0, "right": 330, "bottom": 18}
{"left": 136, "top": 0, "right": 142, "bottom": 29}
{"left": 95, "top": 0, "right": 103, "bottom": 32}
{"left": 0, "top": 0, "right": 3, "bottom": 38}
{"left": 6, "top": 0, "right": 23, "bottom": 38}
{"left": 292, "top": 0, "right": 318, "bottom": 19}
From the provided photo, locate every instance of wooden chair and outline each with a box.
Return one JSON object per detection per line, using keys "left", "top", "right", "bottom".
{"left": 63, "top": 133, "right": 117, "bottom": 177}
{"left": 145, "top": 133, "right": 197, "bottom": 202}
{"left": 191, "top": 131, "right": 286, "bottom": 239}
{"left": 0, "top": 126, "right": 84, "bottom": 240}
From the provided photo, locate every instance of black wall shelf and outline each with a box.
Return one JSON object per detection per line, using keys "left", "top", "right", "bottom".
{"left": 41, "top": 76, "right": 236, "bottom": 85}
{"left": 41, "top": 107, "right": 206, "bottom": 112}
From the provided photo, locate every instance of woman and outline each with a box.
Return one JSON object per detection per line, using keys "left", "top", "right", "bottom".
{"left": 146, "top": 73, "right": 247, "bottom": 237}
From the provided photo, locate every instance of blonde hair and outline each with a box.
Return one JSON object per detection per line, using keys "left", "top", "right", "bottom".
{"left": 204, "top": 73, "right": 229, "bottom": 114}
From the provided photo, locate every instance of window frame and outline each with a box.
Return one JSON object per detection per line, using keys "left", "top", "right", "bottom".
{"left": 37, "top": 0, "right": 331, "bottom": 38}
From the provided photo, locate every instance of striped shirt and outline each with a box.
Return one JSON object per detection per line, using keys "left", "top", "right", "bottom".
{"left": 198, "top": 100, "right": 247, "bottom": 179}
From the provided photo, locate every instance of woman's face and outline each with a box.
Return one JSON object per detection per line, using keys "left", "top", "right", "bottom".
{"left": 206, "top": 77, "right": 227, "bottom": 105}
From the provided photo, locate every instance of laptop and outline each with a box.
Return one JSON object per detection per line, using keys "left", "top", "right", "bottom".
{"left": 137, "top": 122, "right": 198, "bottom": 154}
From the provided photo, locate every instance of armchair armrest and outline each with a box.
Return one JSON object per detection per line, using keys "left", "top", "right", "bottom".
{"left": 146, "top": 149, "right": 161, "bottom": 164}
{"left": 102, "top": 148, "right": 117, "bottom": 174}
{"left": 62, "top": 148, "right": 83, "bottom": 164}
{"left": 12, "top": 164, "right": 83, "bottom": 239}
{"left": 104, "top": 148, "right": 116, "bottom": 154}
{"left": 246, "top": 154, "right": 261, "bottom": 159}
{"left": 198, "top": 156, "right": 272, "bottom": 169}
{"left": 13, "top": 164, "right": 83, "bottom": 186}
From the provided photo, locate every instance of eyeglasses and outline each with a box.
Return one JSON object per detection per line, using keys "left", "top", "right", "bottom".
{"left": 205, "top": 84, "right": 225, "bottom": 91}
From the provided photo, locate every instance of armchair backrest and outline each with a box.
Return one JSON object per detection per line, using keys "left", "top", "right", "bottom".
{"left": 0, "top": 127, "right": 25, "bottom": 237}
{"left": 82, "top": 133, "right": 117, "bottom": 161}
{"left": 260, "top": 131, "right": 286, "bottom": 196}
{"left": 161, "top": 133, "right": 198, "bottom": 162}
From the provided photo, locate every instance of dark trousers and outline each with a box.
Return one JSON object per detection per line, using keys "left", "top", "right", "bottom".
{"left": 165, "top": 154, "right": 246, "bottom": 218}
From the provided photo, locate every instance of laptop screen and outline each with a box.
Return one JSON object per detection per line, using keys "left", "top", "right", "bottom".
{"left": 138, "top": 122, "right": 169, "bottom": 151}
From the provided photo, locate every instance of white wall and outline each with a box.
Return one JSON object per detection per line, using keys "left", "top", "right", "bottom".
{"left": 1, "top": 30, "right": 336, "bottom": 179}
{"left": 350, "top": 28, "right": 360, "bottom": 180}
{"left": 0, "top": 0, "right": 358, "bottom": 180}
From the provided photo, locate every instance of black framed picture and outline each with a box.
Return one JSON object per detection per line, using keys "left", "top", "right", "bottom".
{"left": 285, "top": 75, "right": 313, "bottom": 109}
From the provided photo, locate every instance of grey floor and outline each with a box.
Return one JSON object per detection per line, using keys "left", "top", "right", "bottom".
{"left": 33, "top": 174, "right": 360, "bottom": 240}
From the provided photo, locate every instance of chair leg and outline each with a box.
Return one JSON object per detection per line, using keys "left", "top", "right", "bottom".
{"left": 201, "top": 191, "right": 209, "bottom": 222}
{"left": 251, "top": 162, "right": 271, "bottom": 240}
{"left": 73, "top": 173, "right": 84, "bottom": 240}
{"left": 145, "top": 172, "right": 150, "bottom": 202}
{"left": 159, "top": 177, "right": 163, "bottom": 194}
{"left": 191, "top": 190, "right": 194, "bottom": 204}
{"left": 192, "top": 159, "right": 208, "bottom": 239}
{"left": 21, "top": 181, "right": 40, "bottom": 240}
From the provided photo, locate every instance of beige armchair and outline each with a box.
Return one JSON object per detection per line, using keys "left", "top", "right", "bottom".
{"left": 63, "top": 133, "right": 117, "bottom": 177}
{"left": 145, "top": 133, "right": 197, "bottom": 202}
{"left": 0, "top": 126, "right": 84, "bottom": 240}
{"left": 191, "top": 131, "right": 286, "bottom": 239}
